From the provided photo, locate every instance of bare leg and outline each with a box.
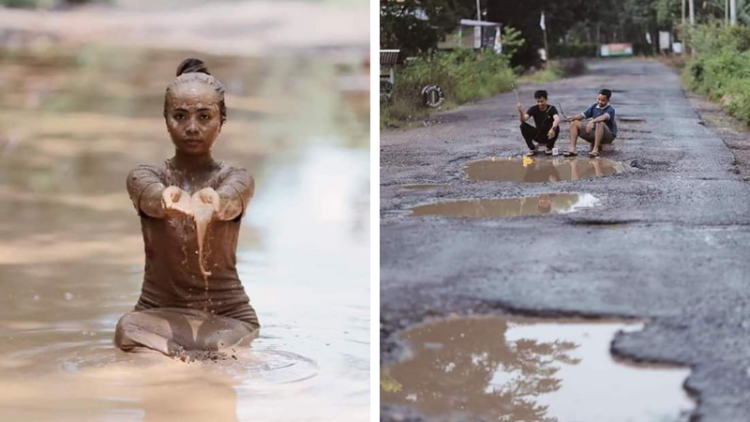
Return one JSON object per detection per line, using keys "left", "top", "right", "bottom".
{"left": 591, "top": 159, "right": 603, "bottom": 176}
{"left": 593, "top": 123, "right": 605, "bottom": 153}
{"left": 570, "top": 159, "right": 580, "bottom": 180}
{"left": 568, "top": 121, "right": 580, "bottom": 152}
{"left": 115, "top": 308, "right": 259, "bottom": 356}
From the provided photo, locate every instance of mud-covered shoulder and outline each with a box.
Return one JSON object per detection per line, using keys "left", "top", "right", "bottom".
{"left": 216, "top": 163, "right": 254, "bottom": 190}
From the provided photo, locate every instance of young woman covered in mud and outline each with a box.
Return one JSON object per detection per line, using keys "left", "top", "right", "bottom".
{"left": 115, "top": 59, "right": 259, "bottom": 357}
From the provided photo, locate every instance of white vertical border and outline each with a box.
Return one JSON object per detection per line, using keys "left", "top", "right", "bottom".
{"left": 370, "top": 0, "right": 380, "bottom": 421}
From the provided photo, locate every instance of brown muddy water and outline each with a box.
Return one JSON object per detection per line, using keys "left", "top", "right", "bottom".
{"left": 465, "top": 157, "right": 625, "bottom": 183}
{"left": 0, "top": 47, "right": 369, "bottom": 421}
{"left": 409, "top": 194, "right": 598, "bottom": 218}
{"left": 381, "top": 316, "right": 694, "bottom": 422}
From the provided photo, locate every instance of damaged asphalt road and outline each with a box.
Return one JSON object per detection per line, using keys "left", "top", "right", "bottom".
{"left": 380, "top": 59, "right": 750, "bottom": 422}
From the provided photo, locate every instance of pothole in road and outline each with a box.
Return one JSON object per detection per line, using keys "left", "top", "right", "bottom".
{"left": 381, "top": 316, "right": 694, "bottom": 422}
{"left": 401, "top": 184, "right": 446, "bottom": 190}
{"left": 568, "top": 218, "right": 639, "bottom": 229}
{"left": 619, "top": 117, "right": 646, "bottom": 124}
{"left": 465, "top": 157, "right": 624, "bottom": 182}
{"left": 409, "top": 194, "right": 598, "bottom": 218}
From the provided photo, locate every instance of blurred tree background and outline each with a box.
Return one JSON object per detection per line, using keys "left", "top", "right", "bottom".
{"left": 381, "top": 0, "right": 698, "bottom": 67}
{"left": 0, "top": 0, "right": 111, "bottom": 7}
{"left": 381, "top": 0, "right": 750, "bottom": 127}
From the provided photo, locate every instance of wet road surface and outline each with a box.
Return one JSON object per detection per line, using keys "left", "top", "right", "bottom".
{"left": 380, "top": 59, "right": 750, "bottom": 422}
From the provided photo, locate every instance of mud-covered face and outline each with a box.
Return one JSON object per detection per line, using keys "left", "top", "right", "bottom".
{"left": 166, "top": 82, "right": 222, "bottom": 155}
{"left": 597, "top": 94, "right": 610, "bottom": 108}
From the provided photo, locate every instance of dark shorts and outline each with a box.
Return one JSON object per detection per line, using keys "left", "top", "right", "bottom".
{"left": 578, "top": 121, "right": 615, "bottom": 144}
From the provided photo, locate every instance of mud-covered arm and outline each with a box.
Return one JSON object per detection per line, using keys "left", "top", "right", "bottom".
{"left": 126, "top": 166, "right": 167, "bottom": 219}
{"left": 215, "top": 168, "right": 255, "bottom": 221}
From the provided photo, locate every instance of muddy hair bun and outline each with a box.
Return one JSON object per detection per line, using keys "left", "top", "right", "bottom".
{"left": 176, "top": 58, "right": 211, "bottom": 77}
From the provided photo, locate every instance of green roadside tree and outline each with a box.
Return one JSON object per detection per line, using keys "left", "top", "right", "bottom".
{"left": 380, "top": 0, "right": 471, "bottom": 56}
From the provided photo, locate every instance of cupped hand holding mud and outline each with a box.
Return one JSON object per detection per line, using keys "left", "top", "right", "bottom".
{"left": 161, "top": 186, "right": 194, "bottom": 217}
{"left": 161, "top": 186, "right": 220, "bottom": 278}
{"left": 160, "top": 186, "right": 221, "bottom": 220}
{"left": 191, "top": 188, "right": 221, "bottom": 214}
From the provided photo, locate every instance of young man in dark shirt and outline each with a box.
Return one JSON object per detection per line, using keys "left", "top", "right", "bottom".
{"left": 517, "top": 90, "right": 561, "bottom": 157}
{"left": 564, "top": 89, "right": 618, "bottom": 157}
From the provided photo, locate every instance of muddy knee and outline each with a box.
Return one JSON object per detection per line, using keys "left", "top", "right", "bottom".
{"left": 201, "top": 320, "right": 259, "bottom": 350}
{"left": 114, "top": 312, "right": 139, "bottom": 349}
{"left": 114, "top": 311, "right": 173, "bottom": 354}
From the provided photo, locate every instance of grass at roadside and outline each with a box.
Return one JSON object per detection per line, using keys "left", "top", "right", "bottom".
{"left": 683, "top": 24, "right": 750, "bottom": 126}
{"left": 381, "top": 56, "right": 587, "bottom": 129}
{"left": 518, "top": 59, "right": 588, "bottom": 84}
{"left": 381, "top": 49, "right": 515, "bottom": 129}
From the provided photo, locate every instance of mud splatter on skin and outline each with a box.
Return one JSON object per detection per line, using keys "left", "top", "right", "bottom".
{"left": 161, "top": 67, "right": 224, "bottom": 292}
{"left": 164, "top": 187, "right": 217, "bottom": 302}
{"left": 163, "top": 186, "right": 216, "bottom": 283}
{"left": 192, "top": 202, "right": 214, "bottom": 279}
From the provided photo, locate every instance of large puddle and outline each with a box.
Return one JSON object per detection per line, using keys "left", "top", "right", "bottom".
{"left": 382, "top": 316, "right": 694, "bottom": 422}
{"left": 410, "top": 194, "right": 598, "bottom": 218}
{"left": 0, "top": 41, "right": 368, "bottom": 421}
{"left": 465, "top": 157, "right": 625, "bottom": 182}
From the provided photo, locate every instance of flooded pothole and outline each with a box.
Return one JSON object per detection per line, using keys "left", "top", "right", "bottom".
{"left": 465, "top": 158, "right": 624, "bottom": 182}
{"left": 619, "top": 117, "right": 646, "bottom": 124}
{"left": 409, "top": 194, "right": 598, "bottom": 218}
{"left": 401, "top": 184, "right": 446, "bottom": 190}
{"left": 381, "top": 316, "right": 694, "bottom": 422}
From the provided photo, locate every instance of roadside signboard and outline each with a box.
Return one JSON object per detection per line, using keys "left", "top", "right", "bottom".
{"left": 659, "top": 31, "right": 671, "bottom": 50}
{"left": 600, "top": 43, "right": 634, "bottom": 57}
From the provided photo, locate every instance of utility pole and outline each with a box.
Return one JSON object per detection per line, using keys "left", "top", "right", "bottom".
{"left": 682, "top": 0, "right": 686, "bottom": 25}
{"left": 689, "top": 0, "right": 695, "bottom": 25}
{"left": 726, "top": 0, "right": 730, "bottom": 26}
{"left": 731, "top": 0, "right": 737, "bottom": 25}
{"left": 541, "top": 11, "right": 549, "bottom": 65}
{"left": 476, "top": 0, "right": 481, "bottom": 21}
